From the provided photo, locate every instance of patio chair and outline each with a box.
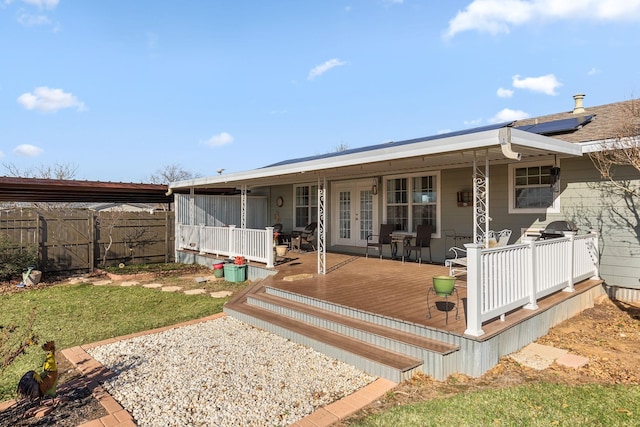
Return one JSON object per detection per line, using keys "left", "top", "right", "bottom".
{"left": 291, "top": 222, "right": 317, "bottom": 252}
{"left": 366, "top": 224, "right": 394, "bottom": 260}
{"left": 403, "top": 224, "right": 433, "bottom": 264}
{"left": 444, "top": 229, "right": 512, "bottom": 276}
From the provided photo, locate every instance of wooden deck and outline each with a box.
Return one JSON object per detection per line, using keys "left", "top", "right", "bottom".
{"left": 223, "top": 250, "right": 604, "bottom": 381}
{"left": 240, "top": 252, "right": 602, "bottom": 340}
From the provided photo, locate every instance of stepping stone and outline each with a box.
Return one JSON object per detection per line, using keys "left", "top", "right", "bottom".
{"left": 92, "top": 280, "right": 112, "bottom": 286}
{"left": 556, "top": 353, "right": 589, "bottom": 369}
{"left": 142, "top": 283, "right": 163, "bottom": 289}
{"left": 195, "top": 277, "right": 209, "bottom": 283}
{"left": 120, "top": 281, "right": 139, "bottom": 287}
{"left": 67, "top": 277, "right": 88, "bottom": 284}
{"left": 210, "top": 291, "right": 233, "bottom": 298}
{"left": 510, "top": 343, "right": 568, "bottom": 371}
{"left": 161, "top": 286, "right": 183, "bottom": 292}
{"left": 184, "top": 289, "right": 207, "bottom": 295}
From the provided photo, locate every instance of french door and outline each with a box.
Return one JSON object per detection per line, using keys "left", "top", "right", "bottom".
{"left": 332, "top": 180, "right": 377, "bottom": 247}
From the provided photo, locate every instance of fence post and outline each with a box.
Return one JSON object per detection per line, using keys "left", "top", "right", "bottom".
{"left": 89, "top": 211, "right": 95, "bottom": 271}
{"left": 265, "top": 226, "right": 274, "bottom": 269}
{"left": 464, "top": 243, "right": 485, "bottom": 337}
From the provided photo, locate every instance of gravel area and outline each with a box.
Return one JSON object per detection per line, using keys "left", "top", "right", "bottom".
{"left": 87, "top": 316, "right": 376, "bottom": 426}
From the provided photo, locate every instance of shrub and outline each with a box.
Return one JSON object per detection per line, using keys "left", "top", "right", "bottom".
{"left": 0, "top": 234, "right": 39, "bottom": 282}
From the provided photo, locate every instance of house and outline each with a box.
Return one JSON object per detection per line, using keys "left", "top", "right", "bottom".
{"left": 166, "top": 95, "right": 636, "bottom": 381}
{"left": 169, "top": 94, "right": 637, "bottom": 296}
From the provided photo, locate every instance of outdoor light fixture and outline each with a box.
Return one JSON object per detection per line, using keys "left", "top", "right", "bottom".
{"left": 550, "top": 166, "right": 561, "bottom": 192}
{"left": 371, "top": 177, "right": 378, "bottom": 195}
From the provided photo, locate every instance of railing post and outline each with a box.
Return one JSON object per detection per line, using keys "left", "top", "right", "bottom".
{"left": 589, "top": 229, "right": 601, "bottom": 280}
{"left": 524, "top": 240, "right": 538, "bottom": 310}
{"left": 265, "top": 226, "right": 274, "bottom": 269}
{"left": 228, "top": 225, "right": 236, "bottom": 257}
{"left": 464, "top": 243, "right": 485, "bottom": 337}
{"left": 564, "top": 232, "right": 576, "bottom": 292}
{"left": 198, "top": 224, "right": 205, "bottom": 254}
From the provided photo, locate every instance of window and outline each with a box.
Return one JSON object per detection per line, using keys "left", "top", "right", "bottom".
{"left": 294, "top": 184, "right": 318, "bottom": 227}
{"left": 385, "top": 173, "right": 439, "bottom": 232}
{"left": 509, "top": 160, "right": 559, "bottom": 213}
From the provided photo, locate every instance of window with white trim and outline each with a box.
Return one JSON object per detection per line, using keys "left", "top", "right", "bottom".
{"left": 508, "top": 160, "right": 559, "bottom": 213}
{"left": 385, "top": 173, "right": 438, "bottom": 232}
{"left": 294, "top": 184, "right": 318, "bottom": 227}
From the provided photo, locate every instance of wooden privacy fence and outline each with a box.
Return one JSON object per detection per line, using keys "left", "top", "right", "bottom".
{"left": 0, "top": 208, "right": 175, "bottom": 273}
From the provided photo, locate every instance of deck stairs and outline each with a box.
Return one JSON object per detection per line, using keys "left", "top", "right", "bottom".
{"left": 224, "top": 284, "right": 460, "bottom": 383}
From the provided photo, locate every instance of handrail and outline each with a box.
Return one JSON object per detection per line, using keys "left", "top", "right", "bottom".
{"left": 464, "top": 231, "right": 599, "bottom": 337}
{"left": 177, "top": 224, "right": 275, "bottom": 268}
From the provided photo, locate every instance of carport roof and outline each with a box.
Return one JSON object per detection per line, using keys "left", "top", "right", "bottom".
{"left": 168, "top": 124, "right": 583, "bottom": 190}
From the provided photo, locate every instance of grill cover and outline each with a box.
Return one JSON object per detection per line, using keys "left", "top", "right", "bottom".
{"left": 540, "top": 220, "right": 578, "bottom": 239}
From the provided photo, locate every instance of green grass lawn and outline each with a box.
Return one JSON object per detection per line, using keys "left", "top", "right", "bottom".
{"left": 351, "top": 383, "right": 640, "bottom": 426}
{"left": 1, "top": 282, "right": 225, "bottom": 400}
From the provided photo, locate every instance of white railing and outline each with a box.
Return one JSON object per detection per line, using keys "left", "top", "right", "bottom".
{"left": 464, "top": 232, "right": 600, "bottom": 337}
{"left": 177, "top": 224, "right": 275, "bottom": 268}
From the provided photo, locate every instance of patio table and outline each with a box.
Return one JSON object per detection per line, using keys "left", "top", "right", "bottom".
{"left": 390, "top": 231, "right": 415, "bottom": 259}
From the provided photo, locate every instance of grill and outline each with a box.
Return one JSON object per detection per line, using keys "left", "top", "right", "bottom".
{"left": 540, "top": 220, "right": 578, "bottom": 239}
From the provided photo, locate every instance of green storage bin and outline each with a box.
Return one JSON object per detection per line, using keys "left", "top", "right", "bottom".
{"left": 223, "top": 264, "right": 246, "bottom": 282}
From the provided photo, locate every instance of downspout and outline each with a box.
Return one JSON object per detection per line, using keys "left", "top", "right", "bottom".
{"left": 499, "top": 127, "right": 522, "bottom": 160}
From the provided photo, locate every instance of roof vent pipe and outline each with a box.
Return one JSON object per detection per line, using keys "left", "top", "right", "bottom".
{"left": 499, "top": 127, "right": 522, "bottom": 160}
{"left": 573, "top": 93, "right": 585, "bottom": 114}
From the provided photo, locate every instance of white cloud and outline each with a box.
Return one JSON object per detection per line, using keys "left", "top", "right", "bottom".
{"left": 17, "top": 87, "right": 86, "bottom": 112}
{"left": 308, "top": 58, "right": 347, "bottom": 80}
{"left": 512, "top": 74, "right": 561, "bottom": 95}
{"left": 489, "top": 108, "right": 530, "bottom": 123}
{"left": 13, "top": 144, "right": 43, "bottom": 157}
{"left": 445, "top": 0, "right": 640, "bottom": 38}
{"left": 22, "top": 0, "right": 59, "bottom": 9}
{"left": 0, "top": 150, "right": 4, "bottom": 159}
{"left": 464, "top": 118, "right": 483, "bottom": 126}
{"left": 204, "top": 132, "right": 234, "bottom": 147}
{"left": 588, "top": 67, "right": 601, "bottom": 76}
{"left": 497, "top": 87, "right": 514, "bottom": 98}
{"left": 17, "top": 12, "right": 50, "bottom": 26}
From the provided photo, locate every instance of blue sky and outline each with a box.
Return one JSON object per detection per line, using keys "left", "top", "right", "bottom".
{"left": 1, "top": 0, "right": 639, "bottom": 183}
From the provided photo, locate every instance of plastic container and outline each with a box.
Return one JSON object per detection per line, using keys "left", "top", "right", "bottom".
{"left": 223, "top": 264, "right": 246, "bottom": 282}
{"left": 213, "top": 263, "right": 224, "bottom": 278}
{"left": 25, "top": 270, "right": 42, "bottom": 286}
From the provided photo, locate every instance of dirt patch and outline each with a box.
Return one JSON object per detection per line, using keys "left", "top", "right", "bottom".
{"left": 337, "top": 296, "right": 640, "bottom": 425}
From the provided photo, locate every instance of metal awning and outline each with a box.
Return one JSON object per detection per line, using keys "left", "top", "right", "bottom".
{"left": 168, "top": 126, "right": 582, "bottom": 191}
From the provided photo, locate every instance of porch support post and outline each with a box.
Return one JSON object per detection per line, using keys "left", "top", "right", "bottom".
{"left": 524, "top": 240, "right": 539, "bottom": 310}
{"left": 317, "top": 177, "right": 326, "bottom": 275}
{"left": 240, "top": 185, "right": 247, "bottom": 229}
{"left": 463, "top": 243, "right": 485, "bottom": 337}
{"left": 189, "top": 188, "right": 195, "bottom": 225}
{"left": 265, "top": 226, "right": 274, "bottom": 269}
{"left": 563, "top": 232, "right": 576, "bottom": 293}
{"left": 473, "top": 151, "right": 490, "bottom": 245}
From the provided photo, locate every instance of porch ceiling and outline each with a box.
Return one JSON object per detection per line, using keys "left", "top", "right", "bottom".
{"left": 169, "top": 127, "right": 582, "bottom": 190}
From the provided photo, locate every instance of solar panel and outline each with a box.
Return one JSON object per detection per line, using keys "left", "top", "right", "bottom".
{"left": 263, "top": 121, "right": 514, "bottom": 168}
{"left": 516, "top": 115, "right": 594, "bottom": 135}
